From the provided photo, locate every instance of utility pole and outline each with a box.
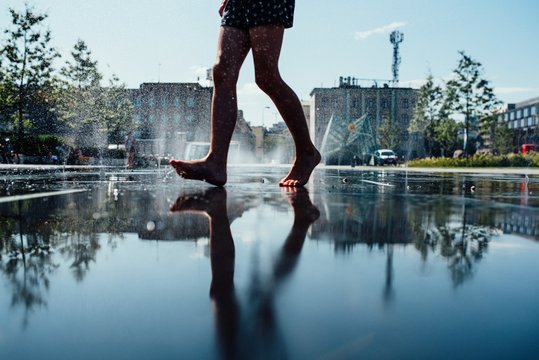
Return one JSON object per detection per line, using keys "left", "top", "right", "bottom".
{"left": 390, "top": 31, "right": 404, "bottom": 86}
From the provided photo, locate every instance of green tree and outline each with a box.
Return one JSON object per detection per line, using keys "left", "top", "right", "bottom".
{"left": 444, "top": 51, "right": 500, "bottom": 155}
{"left": 0, "top": 4, "right": 60, "bottom": 151}
{"left": 101, "top": 74, "right": 134, "bottom": 144}
{"left": 58, "top": 40, "right": 133, "bottom": 147}
{"left": 408, "top": 73, "right": 444, "bottom": 157}
{"left": 433, "top": 118, "right": 459, "bottom": 157}
{"left": 491, "top": 122, "right": 516, "bottom": 154}
{"left": 57, "top": 39, "right": 103, "bottom": 146}
{"left": 377, "top": 116, "right": 402, "bottom": 150}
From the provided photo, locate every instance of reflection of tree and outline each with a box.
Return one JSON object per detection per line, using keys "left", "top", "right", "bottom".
{"left": 409, "top": 197, "right": 495, "bottom": 287}
{"left": 56, "top": 234, "right": 100, "bottom": 282}
{"left": 0, "top": 250, "right": 59, "bottom": 328}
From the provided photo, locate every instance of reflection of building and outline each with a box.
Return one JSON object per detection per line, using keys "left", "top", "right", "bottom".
{"left": 309, "top": 76, "right": 418, "bottom": 162}
{"left": 495, "top": 96, "right": 539, "bottom": 147}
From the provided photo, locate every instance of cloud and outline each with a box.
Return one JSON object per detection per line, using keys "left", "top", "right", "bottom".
{"left": 191, "top": 65, "right": 212, "bottom": 86}
{"left": 494, "top": 87, "right": 536, "bottom": 95}
{"left": 354, "top": 22, "right": 407, "bottom": 40}
{"left": 238, "top": 82, "right": 265, "bottom": 96}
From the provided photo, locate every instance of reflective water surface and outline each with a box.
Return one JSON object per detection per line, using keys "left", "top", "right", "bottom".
{"left": 1, "top": 167, "right": 538, "bottom": 359}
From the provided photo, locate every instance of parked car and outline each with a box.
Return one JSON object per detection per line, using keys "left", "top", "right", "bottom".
{"left": 373, "top": 149, "right": 398, "bottom": 166}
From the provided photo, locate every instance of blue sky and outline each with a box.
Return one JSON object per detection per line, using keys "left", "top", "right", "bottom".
{"left": 2, "top": 0, "right": 538, "bottom": 127}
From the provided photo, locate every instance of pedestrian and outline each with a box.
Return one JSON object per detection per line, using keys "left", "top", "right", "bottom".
{"left": 125, "top": 131, "right": 137, "bottom": 170}
{"left": 3, "top": 138, "right": 14, "bottom": 164}
{"left": 169, "top": 0, "right": 320, "bottom": 187}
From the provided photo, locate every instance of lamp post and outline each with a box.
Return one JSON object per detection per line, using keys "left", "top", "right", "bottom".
{"left": 262, "top": 106, "right": 271, "bottom": 129}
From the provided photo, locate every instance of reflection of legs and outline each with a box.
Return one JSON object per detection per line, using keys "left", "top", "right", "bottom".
{"left": 256, "top": 188, "right": 320, "bottom": 334}
{"left": 170, "top": 188, "right": 239, "bottom": 358}
{"left": 170, "top": 26, "right": 251, "bottom": 186}
{"left": 274, "top": 188, "right": 320, "bottom": 279}
{"left": 250, "top": 25, "right": 321, "bottom": 187}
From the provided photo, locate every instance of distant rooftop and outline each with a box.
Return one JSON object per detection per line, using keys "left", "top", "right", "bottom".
{"left": 515, "top": 96, "right": 539, "bottom": 108}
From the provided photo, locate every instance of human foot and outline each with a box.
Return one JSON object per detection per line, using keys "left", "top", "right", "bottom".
{"left": 169, "top": 157, "right": 227, "bottom": 187}
{"left": 279, "top": 149, "right": 321, "bottom": 187}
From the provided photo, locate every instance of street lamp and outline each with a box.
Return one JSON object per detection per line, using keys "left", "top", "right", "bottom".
{"left": 262, "top": 106, "right": 271, "bottom": 128}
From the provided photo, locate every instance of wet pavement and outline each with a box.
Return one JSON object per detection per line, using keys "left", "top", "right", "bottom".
{"left": 1, "top": 164, "right": 539, "bottom": 359}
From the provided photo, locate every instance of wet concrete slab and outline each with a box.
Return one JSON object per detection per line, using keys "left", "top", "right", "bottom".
{"left": 1, "top": 165, "right": 539, "bottom": 359}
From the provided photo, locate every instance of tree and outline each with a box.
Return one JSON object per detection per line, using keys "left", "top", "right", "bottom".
{"left": 433, "top": 118, "right": 459, "bottom": 157}
{"left": 377, "top": 116, "right": 402, "bottom": 150}
{"left": 0, "top": 4, "right": 60, "bottom": 151}
{"left": 101, "top": 74, "right": 134, "bottom": 144}
{"left": 444, "top": 51, "right": 500, "bottom": 155}
{"left": 408, "top": 73, "right": 444, "bottom": 157}
{"left": 60, "top": 39, "right": 101, "bottom": 88}
{"left": 491, "top": 122, "right": 516, "bottom": 154}
{"left": 58, "top": 40, "right": 133, "bottom": 147}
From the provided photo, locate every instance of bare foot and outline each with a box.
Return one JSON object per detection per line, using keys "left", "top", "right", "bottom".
{"left": 279, "top": 149, "right": 321, "bottom": 187}
{"left": 169, "top": 156, "right": 227, "bottom": 187}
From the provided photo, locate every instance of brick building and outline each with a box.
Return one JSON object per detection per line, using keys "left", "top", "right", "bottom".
{"left": 127, "top": 82, "right": 212, "bottom": 158}
{"left": 309, "top": 77, "right": 419, "bottom": 163}
{"left": 495, "top": 96, "right": 539, "bottom": 147}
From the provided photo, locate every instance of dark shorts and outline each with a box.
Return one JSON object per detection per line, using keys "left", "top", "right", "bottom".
{"left": 221, "top": 0, "right": 295, "bottom": 29}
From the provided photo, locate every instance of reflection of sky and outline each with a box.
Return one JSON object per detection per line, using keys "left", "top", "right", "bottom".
{"left": 1, "top": 218, "right": 539, "bottom": 359}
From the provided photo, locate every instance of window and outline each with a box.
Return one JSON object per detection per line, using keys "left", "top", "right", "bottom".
{"left": 367, "top": 98, "right": 374, "bottom": 109}
{"left": 504, "top": 113, "right": 509, "bottom": 121}
{"left": 352, "top": 99, "right": 360, "bottom": 108}
{"left": 531, "top": 107, "right": 537, "bottom": 115}
{"left": 510, "top": 112, "right": 515, "bottom": 121}
{"left": 381, "top": 99, "right": 388, "bottom": 109}
{"left": 187, "top": 114, "right": 195, "bottom": 124}
{"left": 517, "top": 110, "right": 522, "bottom": 118}
{"left": 175, "top": 115, "right": 181, "bottom": 124}
{"left": 175, "top": 97, "right": 181, "bottom": 107}
{"left": 148, "top": 97, "right": 155, "bottom": 107}
{"left": 161, "top": 96, "right": 168, "bottom": 106}
{"left": 187, "top": 97, "right": 195, "bottom": 107}
{"left": 149, "top": 114, "right": 155, "bottom": 123}
{"left": 401, "top": 114, "right": 409, "bottom": 125}
{"left": 524, "top": 108, "right": 529, "bottom": 117}
{"left": 402, "top": 98, "right": 409, "bottom": 108}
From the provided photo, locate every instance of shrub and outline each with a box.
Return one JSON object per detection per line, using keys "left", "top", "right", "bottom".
{"left": 407, "top": 153, "right": 539, "bottom": 168}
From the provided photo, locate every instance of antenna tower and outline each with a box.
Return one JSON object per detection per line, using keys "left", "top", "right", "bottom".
{"left": 390, "top": 30, "right": 404, "bottom": 86}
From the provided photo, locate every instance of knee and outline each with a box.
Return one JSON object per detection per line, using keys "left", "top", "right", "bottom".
{"left": 212, "top": 61, "right": 239, "bottom": 88}
{"left": 255, "top": 72, "right": 282, "bottom": 95}
{"left": 212, "top": 62, "right": 227, "bottom": 87}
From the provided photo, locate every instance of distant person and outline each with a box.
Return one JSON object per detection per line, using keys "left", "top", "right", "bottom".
{"left": 2, "top": 138, "right": 14, "bottom": 164}
{"left": 169, "top": 0, "right": 320, "bottom": 187}
{"left": 125, "top": 132, "right": 137, "bottom": 170}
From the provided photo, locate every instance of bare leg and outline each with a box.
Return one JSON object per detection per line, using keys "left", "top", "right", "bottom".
{"left": 170, "top": 188, "right": 239, "bottom": 358}
{"left": 169, "top": 26, "right": 251, "bottom": 186}
{"left": 250, "top": 25, "right": 321, "bottom": 187}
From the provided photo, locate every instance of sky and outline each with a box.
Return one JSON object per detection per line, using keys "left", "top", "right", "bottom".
{"left": 1, "top": 0, "right": 538, "bottom": 127}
